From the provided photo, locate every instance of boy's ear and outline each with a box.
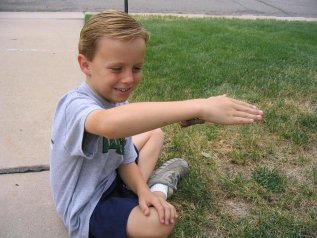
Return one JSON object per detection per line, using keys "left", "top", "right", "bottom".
{"left": 77, "top": 54, "right": 91, "bottom": 76}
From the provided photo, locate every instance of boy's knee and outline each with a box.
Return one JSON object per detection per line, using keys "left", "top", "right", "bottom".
{"left": 153, "top": 224, "right": 175, "bottom": 238}
{"left": 147, "top": 210, "right": 175, "bottom": 238}
{"left": 152, "top": 128, "right": 164, "bottom": 140}
{"left": 128, "top": 207, "right": 175, "bottom": 238}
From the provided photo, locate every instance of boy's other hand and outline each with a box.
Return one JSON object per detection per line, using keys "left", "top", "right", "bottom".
{"left": 199, "top": 95, "right": 263, "bottom": 125}
{"left": 138, "top": 189, "right": 177, "bottom": 225}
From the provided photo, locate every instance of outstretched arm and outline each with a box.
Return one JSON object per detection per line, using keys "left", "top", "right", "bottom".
{"left": 85, "top": 95, "right": 263, "bottom": 139}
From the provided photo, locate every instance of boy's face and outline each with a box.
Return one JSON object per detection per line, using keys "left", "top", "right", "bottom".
{"left": 81, "top": 37, "right": 146, "bottom": 103}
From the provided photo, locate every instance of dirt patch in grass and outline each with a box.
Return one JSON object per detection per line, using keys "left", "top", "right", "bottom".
{"left": 219, "top": 161, "right": 253, "bottom": 178}
{"left": 285, "top": 166, "right": 308, "bottom": 184}
{"left": 284, "top": 147, "right": 317, "bottom": 185}
{"left": 220, "top": 199, "right": 250, "bottom": 219}
{"left": 285, "top": 98, "right": 317, "bottom": 114}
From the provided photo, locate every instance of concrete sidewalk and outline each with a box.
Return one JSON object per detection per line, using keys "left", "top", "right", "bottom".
{"left": 0, "top": 172, "right": 67, "bottom": 237}
{"left": 0, "top": 12, "right": 85, "bottom": 238}
{"left": 0, "top": 13, "right": 84, "bottom": 170}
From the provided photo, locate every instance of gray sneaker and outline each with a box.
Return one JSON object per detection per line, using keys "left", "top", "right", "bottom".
{"left": 148, "top": 158, "right": 189, "bottom": 198}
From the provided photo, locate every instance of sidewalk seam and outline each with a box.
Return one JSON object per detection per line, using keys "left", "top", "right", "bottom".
{"left": 0, "top": 165, "right": 49, "bottom": 175}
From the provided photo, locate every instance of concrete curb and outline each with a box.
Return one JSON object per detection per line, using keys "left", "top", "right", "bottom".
{"left": 0, "top": 12, "right": 84, "bottom": 19}
{"left": 131, "top": 12, "right": 317, "bottom": 22}
{"left": 1, "top": 11, "right": 317, "bottom": 21}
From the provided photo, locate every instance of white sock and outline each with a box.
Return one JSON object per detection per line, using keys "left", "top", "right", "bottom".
{"left": 150, "top": 183, "right": 168, "bottom": 198}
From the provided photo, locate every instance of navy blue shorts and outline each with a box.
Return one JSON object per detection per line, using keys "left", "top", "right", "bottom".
{"left": 89, "top": 176, "right": 139, "bottom": 238}
{"left": 89, "top": 147, "right": 139, "bottom": 238}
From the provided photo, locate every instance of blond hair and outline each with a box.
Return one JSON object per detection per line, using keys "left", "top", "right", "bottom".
{"left": 78, "top": 10, "right": 149, "bottom": 61}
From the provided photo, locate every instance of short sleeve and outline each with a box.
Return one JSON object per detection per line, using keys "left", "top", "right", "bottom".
{"left": 122, "top": 137, "right": 137, "bottom": 164}
{"left": 64, "top": 96, "right": 101, "bottom": 158}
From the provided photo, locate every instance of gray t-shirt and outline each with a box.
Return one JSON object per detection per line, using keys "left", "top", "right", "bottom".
{"left": 50, "top": 82, "right": 137, "bottom": 238}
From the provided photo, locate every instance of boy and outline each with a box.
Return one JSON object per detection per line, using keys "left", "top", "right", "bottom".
{"left": 50, "top": 10, "right": 263, "bottom": 238}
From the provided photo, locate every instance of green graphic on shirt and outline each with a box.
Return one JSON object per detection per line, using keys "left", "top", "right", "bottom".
{"left": 102, "top": 137, "right": 126, "bottom": 155}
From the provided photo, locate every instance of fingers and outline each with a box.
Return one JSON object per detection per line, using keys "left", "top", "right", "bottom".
{"left": 161, "top": 199, "right": 177, "bottom": 225}
{"left": 169, "top": 204, "right": 177, "bottom": 224}
{"left": 150, "top": 197, "right": 177, "bottom": 225}
{"left": 163, "top": 201, "right": 171, "bottom": 225}
{"left": 231, "top": 98, "right": 260, "bottom": 111}
{"left": 150, "top": 196, "right": 165, "bottom": 223}
{"left": 218, "top": 96, "right": 263, "bottom": 124}
{"left": 217, "top": 95, "right": 262, "bottom": 114}
{"left": 232, "top": 117, "right": 256, "bottom": 124}
{"left": 233, "top": 110, "right": 263, "bottom": 122}
{"left": 160, "top": 199, "right": 177, "bottom": 225}
{"left": 139, "top": 199, "right": 150, "bottom": 216}
{"left": 230, "top": 98, "right": 263, "bottom": 118}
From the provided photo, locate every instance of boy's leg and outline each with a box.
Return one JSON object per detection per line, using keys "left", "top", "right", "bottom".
{"left": 132, "top": 128, "right": 164, "bottom": 181}
{"left": 127, "top": 206, "right": 175, "bottom": 238}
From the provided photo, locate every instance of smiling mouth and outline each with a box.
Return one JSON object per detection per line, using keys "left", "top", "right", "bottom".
{"left": 114, "top": 87, "right": 131, "bottom": 92}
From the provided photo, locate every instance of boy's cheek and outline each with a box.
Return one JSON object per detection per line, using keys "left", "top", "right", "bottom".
{"left": 136, "top": 74, "right": 142, "bottom": 82}
{"left": 134, "top": 79, "right": 142, "bottom": 86}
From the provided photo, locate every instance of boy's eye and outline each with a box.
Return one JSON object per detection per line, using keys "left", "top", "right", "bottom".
{"left": 111, "top": 67, "right": 122, "bottom": 73}
{"left": 133, "top": 67, "right": 142, "bottom": 73}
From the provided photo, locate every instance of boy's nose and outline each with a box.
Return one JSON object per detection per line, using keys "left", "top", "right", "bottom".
{"left": 122, "top": 69, "right": 134, "bottom": 84}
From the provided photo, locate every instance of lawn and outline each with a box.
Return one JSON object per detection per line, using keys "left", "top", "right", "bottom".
{"left": 88, "top": 15, "right": 317, "bottom": 237}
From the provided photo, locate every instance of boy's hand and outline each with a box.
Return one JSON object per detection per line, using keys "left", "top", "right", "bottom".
{"left": 199, "top": 95, "right": 263, "bottom": 125}
{"left": 138, "top": 188, "right": 177, "bottom": 225}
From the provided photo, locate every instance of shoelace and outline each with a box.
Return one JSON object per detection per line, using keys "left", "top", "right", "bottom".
{"left": 168, "top": 172, "right": 180, "bottom": 187}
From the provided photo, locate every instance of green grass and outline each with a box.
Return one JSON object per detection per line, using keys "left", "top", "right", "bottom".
{"left": 252, "top": 167, "right": 287, "bottom": 193}
{"left": 85, "top": 15, "right": 317, "bottom": 237}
